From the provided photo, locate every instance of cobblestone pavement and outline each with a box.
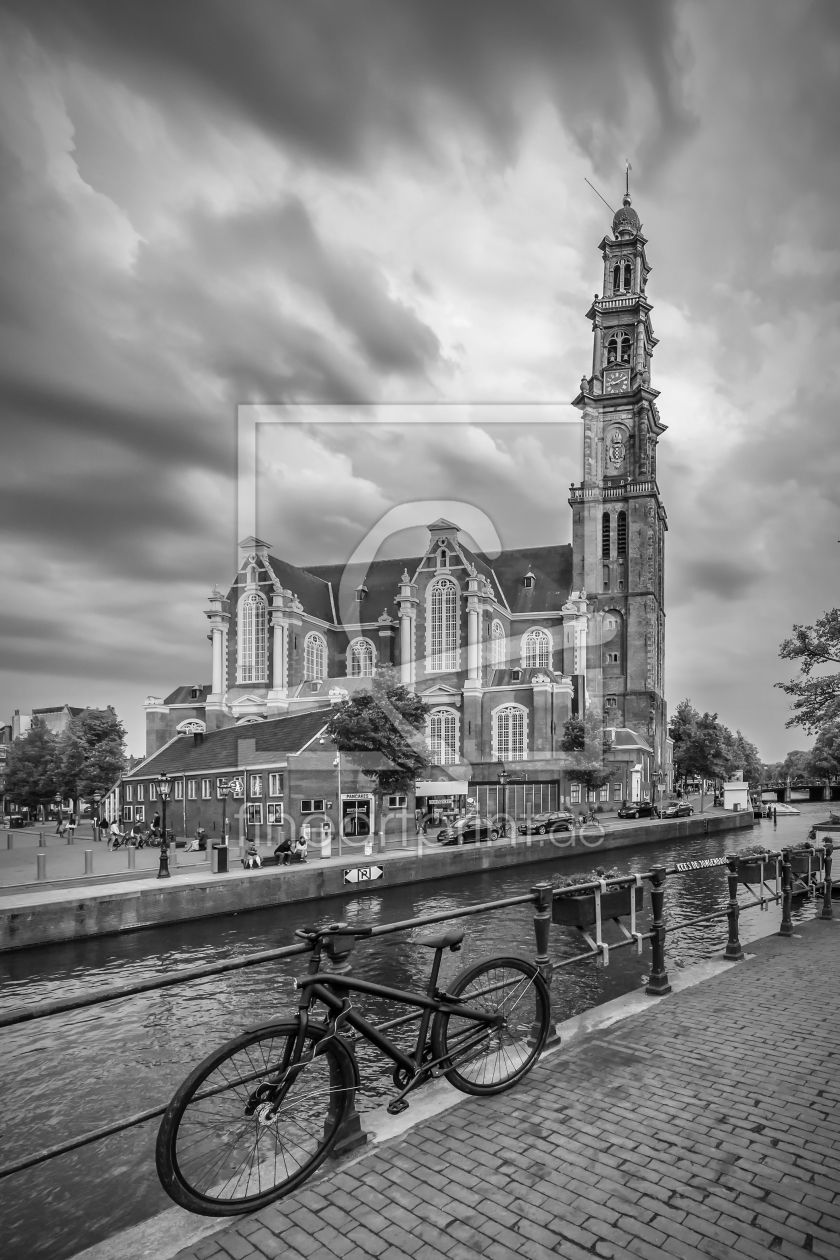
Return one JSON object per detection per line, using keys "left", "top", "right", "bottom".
{"left": 176, "top": 916, "right": 840, "bottom": 1260}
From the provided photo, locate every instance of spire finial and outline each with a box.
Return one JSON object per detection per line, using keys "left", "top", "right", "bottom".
{"left": 624, "top": 160, "right": 632, "bottom": 204}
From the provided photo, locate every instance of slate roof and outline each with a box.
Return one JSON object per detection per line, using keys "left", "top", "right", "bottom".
{"left": 265, "top": 556, "right": 335, "bottom": 623}
{"left": 480, "top": 545, "right": 573, "bottom": 615}
{"left": 164, "top": 684, "right": 212, "bottom": 705}
{"left": 128, "top": 710, "right": 331, "bottom": 777}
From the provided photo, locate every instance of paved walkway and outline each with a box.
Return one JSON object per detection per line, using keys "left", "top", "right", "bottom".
{"left": 175, "top": 915, "right": 840, "bottom": 1260}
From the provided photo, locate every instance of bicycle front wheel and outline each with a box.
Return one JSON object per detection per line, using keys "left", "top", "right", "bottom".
{"left": 432, "top": 957, "right": 551, "bottom": 1096}
{"left": 156, "top": 1021, "right": 357, "bottom": 1216}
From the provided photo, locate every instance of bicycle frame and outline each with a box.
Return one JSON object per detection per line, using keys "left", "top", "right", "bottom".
{"left": 296, "top": 971, "right": 502, "bottom": 1082}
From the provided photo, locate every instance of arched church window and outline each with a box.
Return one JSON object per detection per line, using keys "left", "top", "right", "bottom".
{"left": 494, "top": 705, "right": 527, "bottom": 761}
{"left": 347, "top": 637, "right": 374, "bottom": 678}
{"left": 428, "top": 578, "right": 458, "bottom": 672}
{"left": 607, "top": 335, "right": 618, "bottom": 365}
{"left": 238, "top": 593, "right": 267, "bottom": 684}
{"left": 304, "top": 632, "right": 327, "bottom": 681}
{"left": 623, "top": 260, "right": 633, "bottom": 290}
{"left": 620, "top": 332, "right": 632, "bottom": 364}
{"left": 490, "top": 619, "right": 505, "bottom": 669}
{"left": 522, "top": 628, "right": 551, "bottom": 670}
{"left": 602, "top": 512, "right": 611, "bottom": 559}
{"left": 617, "top": 511, "right": 627, "bottom": 557}
{"left": 612, "top": 262, "right": 621, "bottom": 293}
{"left": 428, "top": 708, "right": 459, "bottom": 765}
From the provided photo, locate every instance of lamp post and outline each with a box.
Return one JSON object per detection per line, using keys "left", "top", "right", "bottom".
{"left": 333, "top": 751, "right": 343, "bottom": 856}
{"left": 497, "top": 758, "right": 511, "bottom": 838}
{"left": 156, "top": 772, "right": 172, "bottom": 879}
{"left": 93, "top": 790, "right": 102, "bottom": 838}
{"left": 219, "top": 781, "right": 234, "bottom": 847}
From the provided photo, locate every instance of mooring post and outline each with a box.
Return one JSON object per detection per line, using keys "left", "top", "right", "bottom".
{"left": 532, "top": 880, "right": 553, "bottom": 982}
{"left": 724, "top": 853, "right": 743, "bottom": 960}
{"left": 821, "top": 839, "right": 833, "bottom": 921}
{"left": 645, "top": 865, "right": 671, "bottom": 995}
{"left": 779, "top": 848, "right": 794, "bottom": 937}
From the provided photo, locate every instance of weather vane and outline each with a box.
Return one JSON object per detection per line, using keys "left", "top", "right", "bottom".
{"left": 625, "top": 159, "right": 632, "bottom": 196}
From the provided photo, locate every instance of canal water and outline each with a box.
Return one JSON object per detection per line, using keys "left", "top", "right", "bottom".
{"left": 0, "top": 805, "right": 830, "bottom": 1260}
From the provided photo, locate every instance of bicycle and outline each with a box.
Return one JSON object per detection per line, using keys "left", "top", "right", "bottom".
{"left": 155, "top": 921, "right": 551, "bottom": 1216}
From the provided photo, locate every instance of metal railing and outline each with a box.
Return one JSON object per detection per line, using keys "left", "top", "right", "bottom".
{"left": 0, "top": 842, "right": 832, "bottom": 1183}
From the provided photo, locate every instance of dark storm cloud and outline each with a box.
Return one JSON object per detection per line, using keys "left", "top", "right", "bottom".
{"left": 5, "top": 0, "right": 693, "bottom": 171}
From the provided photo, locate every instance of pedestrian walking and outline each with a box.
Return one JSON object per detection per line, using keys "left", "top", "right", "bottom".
{"left": 414, "top": 807, "right": 423, "bottom": 836}
{"left": 54, "top": 814, "right": 63, "bottom": 834}
{"left": 57, "top": 818, "right": 68, "bottom": 840}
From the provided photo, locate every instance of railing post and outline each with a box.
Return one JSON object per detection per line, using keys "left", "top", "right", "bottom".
{"left": 821, "top": 839, "right": 833, "bottom": 921}
{"left": 724, "top": 854, "right": 743, "bottom": 960}
{"left": 779, "top": 848, "right": 793, "bottom": 937}
{"left": 36, "top": 850, "right": 47, "bottom": 882}
{"left": 531, "top": 880, "right": 553, "bottom": 982}
{"left": 645, "top": 865, "right": 671, "bottom": 995}
{"left": 84, "top": 849, "right": 93, "bottom": 876}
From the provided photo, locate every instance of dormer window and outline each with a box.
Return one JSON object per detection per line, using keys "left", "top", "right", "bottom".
{"left": 523, "top": 571, "right": 535, "bottom": 589}
{"left": 510, "top": 669, "right": 522, "bottom": 683}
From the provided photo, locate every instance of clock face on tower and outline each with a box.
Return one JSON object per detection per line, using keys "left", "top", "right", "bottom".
{"left": 604, "top": 368, "right": 630, "bottom": 394}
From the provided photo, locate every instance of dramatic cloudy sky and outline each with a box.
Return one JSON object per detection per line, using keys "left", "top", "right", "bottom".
{"left": 2, "top": 0, "right": 839, "bottom": 758}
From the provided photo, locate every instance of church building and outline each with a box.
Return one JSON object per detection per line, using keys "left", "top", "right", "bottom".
{"left": 139, "top": 190, "right": 670, "bottom": 822}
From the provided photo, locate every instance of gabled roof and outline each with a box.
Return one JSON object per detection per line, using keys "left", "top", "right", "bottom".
{"left": 127, "top": 710, "right": 331, "bottom": 776}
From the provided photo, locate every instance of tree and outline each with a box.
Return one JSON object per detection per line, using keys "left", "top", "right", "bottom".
{"left": 4, "top": 717, "right": 60, "bottom": 812}
{"left": 57, "top": 708, "right": 128, "bottom": 801}
{"left": 670, "top": 703, "right": 732, "bottom": 786}
{"left": 325, "top": 672, "right": 431, "bottom": 809}
{"left": 776, "top": 608, "right": 840, "bottom": 733}
{"left": 561, "top": 711, "right": 612, "bottom": 793}
{"left": 806, "top": 724, "right": 840, "bottom": 782}
{"left": 729, "top": 730, "right": 762, "bottom": 788}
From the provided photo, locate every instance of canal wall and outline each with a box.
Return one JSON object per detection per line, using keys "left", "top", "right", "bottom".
{"left": 0, "top": 811, "right": 753, "bottom": 952}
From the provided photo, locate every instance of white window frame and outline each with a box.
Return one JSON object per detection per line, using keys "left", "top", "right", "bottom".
{"left": 428, "top": 707, "right": 459, "bottom": 765}
{"left": 187, "top": 779, "right": 197, "bottom": 800}
{"left": 387, "top": 794, "right": 408, "bottom": 809}
{"left": 174, "top": 780, "right": 183, "bottom": 801}
{"left": 123, "top": 805, "right": 133, "bottom": 823}
{"left": 125, "top": 784, "right": 133, "bottom": 802}
{"left": 136, "top": 784, "right": 144, "bottom": 802}
{"left": 246, "top": 803, "right": 263, "bottom": 825}
{"left": 490, "top": 619, "right": 506, "bottom": 669}
{"left": 304, "top": 632, "right": 327, "bottom": 681}
{"left": 521, "top": 627, "right": 551, "bottom": 670}
{"left": 135, "top": 805, "right": 145, "bottom": 823}
{"left": 599, "top": 784, "right": 609, "bottom": 802}
{"left": 269, "top": 773, "right": 283, "bottom": 797}
{"left": 570, "top": 783, "right": 581, "bottom": 804}
{"left": 201, "top": 778, "right": 212, "bottom": 800}
{"left": 301, "top": 798, "right": 326, "bottom": 814}
{"left": 149, "top": 781, "right": 157, "bottom": 801}
{"left": 427, "top": 577, "right": 459, "bottom": 673}
{"left": 238, "top": 591, "right": 268, "bottom": 684}
{"left": 493, "top": 704, "right": 528, "bottom": 761}
{"left": 267, "top": 802, "right": 284, "bottom": 825}
{"left": 347, "top": 637, "right": 375, "bottom": 678}
{"left": 249, "top": 774, "right": 263, "bottom": 797}
{"left": 612, "top": 782, "right": 623, "bottom": 801}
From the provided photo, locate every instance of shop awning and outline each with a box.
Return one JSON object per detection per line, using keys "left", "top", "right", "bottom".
{"left": 415, "top": 780, "right": 470, "bottom": 797}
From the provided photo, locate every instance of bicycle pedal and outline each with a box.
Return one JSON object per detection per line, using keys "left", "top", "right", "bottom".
{"left": 386, "top": 1098, "right": 410, "bottom": 1115}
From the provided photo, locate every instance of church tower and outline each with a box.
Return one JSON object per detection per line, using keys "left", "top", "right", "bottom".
{"left": 570, "top": 185, "right": 668, "bottom": 771}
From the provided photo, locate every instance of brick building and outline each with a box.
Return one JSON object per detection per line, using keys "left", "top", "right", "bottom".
{"left": 140, "top": 189, "right": 669, "bottom": 817}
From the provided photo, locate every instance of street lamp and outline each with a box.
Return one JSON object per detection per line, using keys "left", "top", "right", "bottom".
{"left": 219, "top": 781, "right": 234, "bottom": 846}
{"left": 497, "top": 758, "right": 511, "bottom": 838}
{"left": 156, "top": 772, "right": 172, "bottom": 879}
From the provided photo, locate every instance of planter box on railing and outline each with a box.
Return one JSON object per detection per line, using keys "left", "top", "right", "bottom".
{"left": 789, "top": 850, "right": 821, "bottom": 875}
{"left": 552, "top": 883, "right": 644, "bottom": 929}
{"left": 738, "top": 857, "right": 778, "bottom": 883}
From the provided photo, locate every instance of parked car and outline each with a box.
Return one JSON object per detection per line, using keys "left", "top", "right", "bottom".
{"left": 617, "top": 802, "right": 658, "bottom": 819}
{"left": 518, "top": 811, "right": 576, "bottom": 836}
{"left": 658, "top": 802, "right": 694, "bottom": 818}
{"left": 438, "top": 815, "right": 499, "bottom": 845}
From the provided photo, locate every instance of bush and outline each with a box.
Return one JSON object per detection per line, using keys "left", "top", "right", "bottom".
{"left": 552, "top": 866, "right": 620, "bottom": 890}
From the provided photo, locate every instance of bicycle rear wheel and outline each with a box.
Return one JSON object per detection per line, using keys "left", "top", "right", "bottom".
{"left": 432, "top": 957, "right": 550, "bottom": 1095}
{"left": 156, "top": 1021, "right": 356, "bottom": 1216}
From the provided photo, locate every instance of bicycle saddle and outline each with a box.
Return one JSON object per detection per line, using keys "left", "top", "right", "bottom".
{"left": 416, "top": 929, "right": 464, "bottom": 951}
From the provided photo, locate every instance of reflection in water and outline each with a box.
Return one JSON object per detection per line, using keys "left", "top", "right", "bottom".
{"left": 0, "top": 804, "right": 830, "bottom": 1260}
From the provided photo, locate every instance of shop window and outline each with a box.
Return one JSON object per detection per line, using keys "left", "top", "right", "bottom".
{"left": 250, "top": 774, "right": 263, "bottom": 797}
{"left": 246, "top": 803, "right": 263, "bottom": 825}
{"left": 267, "top": 802, "right": 284, "bottom": 824}
{"left": 269, "top": 773, "right": 283, "bottom": 797}
{"left": 301, "top": 799, "right": 326, "bottom": 814}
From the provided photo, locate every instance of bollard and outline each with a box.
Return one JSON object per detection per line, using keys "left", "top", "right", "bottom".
{"left": 724, "top": 854, "right": 743, "bottom": 960}
{"left": 39, "top": 831, "right": 45, "bottom": 847}
{"left": 37, "top": 850, "right": 47, "bottom": 882}
{"left": 127, "top": 846, "right": 136, "bottom": 870}
{"left": 645, "top": 865, "right": 672, "bottom": 995}
{"left": 67, "top": 830, "right": 74, "bottom": 845}
{"left": 6, "top": 832, "right": 12, "bottom": 850}
{"left": 84, "top": 849, "right": 93, "bottom": 876}
{"left": 531, "top": 881, "right": 554, "bottom": 982}
{"left": 821, "top": 839, "right": 833, "bottom": 921}
{"left": 778, "top": 849, "right": 793, "bottom": 937}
